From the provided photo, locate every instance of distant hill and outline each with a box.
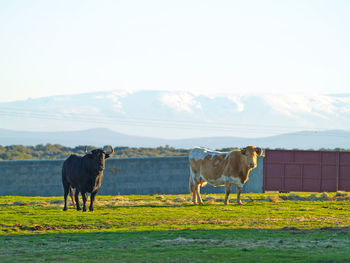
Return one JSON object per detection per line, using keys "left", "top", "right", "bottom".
{"left": 1, "top": 128, "right": 350, "bottom": 150}
{"left": 1, "top": 90, "right": 350, "bottom": 140}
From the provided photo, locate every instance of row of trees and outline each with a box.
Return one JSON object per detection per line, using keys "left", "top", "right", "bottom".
{"left": 0, "top": 144, "right": 349, "bottom": 161}
{"left": 0, "top": 144, "right": 190, "bottom": 160}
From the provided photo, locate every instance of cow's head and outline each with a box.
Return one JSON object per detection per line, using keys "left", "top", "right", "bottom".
{"left": 85, "top": 146, "right": 114, "bottom": 173}
{"left": 241, "top": 146, "right": 262, "bottom": 169}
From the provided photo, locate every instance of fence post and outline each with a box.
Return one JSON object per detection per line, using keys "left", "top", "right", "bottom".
{"left": 336, "top": 151, "right": 340, "bottom": 191}
{"left": 301, "top": 164, "right": 304, "bottom": 191}
{"left": 263, "top": 152, "right": 267, "bottom": 193}
{"left": 282, "top": 163, "right": 286, "bottom": 192}
{"left": 320, "top": 151, "right": 323, "bottom": 192}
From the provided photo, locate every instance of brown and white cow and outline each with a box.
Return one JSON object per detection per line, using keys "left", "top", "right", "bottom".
{"left": 189, "top": 146, "right": 262, "bottom": 205}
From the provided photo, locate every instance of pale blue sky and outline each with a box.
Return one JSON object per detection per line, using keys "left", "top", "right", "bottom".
{"left": 1, "top": 0, "right": 349, "bottom": 102}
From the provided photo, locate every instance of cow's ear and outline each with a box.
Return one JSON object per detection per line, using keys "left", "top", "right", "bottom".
{"left": 105, "top": 154, "right": 110, "bottom": 159}
{"left": 241, "top": 148, "right": 246, "bottom": 155}
{"left": 255, "top": 147, "right": 262, "bottom": 156}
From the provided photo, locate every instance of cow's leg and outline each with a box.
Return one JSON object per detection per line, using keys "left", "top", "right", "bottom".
{"left": 62, "top": 178, "right": 70, "bottom": 211}
{"left": 196, "top": 183, "right": 204, "bottom": 205}
{"left": 75, "top": 190, "right": 81, "bottom": 211}
{"left": 89, "top": 192, "right": 96, "bottom": 212}
{"left": 236, "top": 186, "right": 243, "bottom": 205}
{"left": 69, "top": 187, "right": 76, "bottom": 209}
{"left": 189, "top": 175, "right": 197, "bottom": 204}
{"left": 224, "top": 183, "right": 231, "bottom": 205}
{"left": 191, "top": 183, "right": 198, "bottom": 204}
{"left": 82, "top": 192, "right": 87, "bottom": 212}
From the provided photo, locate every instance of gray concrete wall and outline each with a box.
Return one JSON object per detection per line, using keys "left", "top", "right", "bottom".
{"left": 0, "top": 156, "right": 263, "bottom": 196}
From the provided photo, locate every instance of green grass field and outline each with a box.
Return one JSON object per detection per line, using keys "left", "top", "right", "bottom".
{"left": 1, "top": 192, "right": 350, "bottom": 262}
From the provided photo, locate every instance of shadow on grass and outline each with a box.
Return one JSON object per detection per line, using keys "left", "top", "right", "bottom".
{"left": 2, "top": 226, "right": 350, "bottom": 239}
{"left": 2, "top": 228, "right": 350, "bottom": 263}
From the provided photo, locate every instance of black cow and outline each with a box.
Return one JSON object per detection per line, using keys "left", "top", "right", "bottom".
{"left": 62, "top": 146, "right": 114, "bottom": 212}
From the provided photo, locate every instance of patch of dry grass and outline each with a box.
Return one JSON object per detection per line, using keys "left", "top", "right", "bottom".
{"left": 275, "top": 192, "right": 350, "bottom": 202}
{"left": 334, "top": 191, "right": 350, "bottom": 201}
{"left": 4, "top": 192, "right": 350, "bottom": 210}
{"left": 268, "top": 195, "right": 283, "bottom": 203}
{"left": 160, "top": 236, "right": 350, "bottom": 250}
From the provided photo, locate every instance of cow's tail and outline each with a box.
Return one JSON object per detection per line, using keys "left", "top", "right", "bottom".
{"left": 69, "top": 187, "right": 76, "bottom": 208}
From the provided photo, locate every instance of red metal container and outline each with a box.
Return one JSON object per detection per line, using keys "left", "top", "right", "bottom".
{"left": 263, "top": 149, "right": 350, "bottom": 192}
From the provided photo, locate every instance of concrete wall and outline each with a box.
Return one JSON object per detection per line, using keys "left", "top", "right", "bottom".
{"left": 0, "top": 156, "right": 263, "bottom": 196}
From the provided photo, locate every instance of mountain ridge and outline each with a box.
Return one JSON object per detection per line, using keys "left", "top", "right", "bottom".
{"left": 1, "top": 90, "right": 350, "bottom": 148}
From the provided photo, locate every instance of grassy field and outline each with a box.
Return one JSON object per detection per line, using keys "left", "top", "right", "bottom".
{"left": 1, "top": 192, "right": 350, "bottom": 262}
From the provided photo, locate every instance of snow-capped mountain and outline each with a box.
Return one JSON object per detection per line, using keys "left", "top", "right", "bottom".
{"left": 0, "top": 90, "right": 350, "bottom": 148}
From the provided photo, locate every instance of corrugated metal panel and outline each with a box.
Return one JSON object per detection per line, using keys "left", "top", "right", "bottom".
{"left": 263, "top": 150, "right": 350, "bottom": 192}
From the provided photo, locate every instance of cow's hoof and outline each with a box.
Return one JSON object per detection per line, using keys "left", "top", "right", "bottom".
{"left": 224, "top": 202, "right": 229, "bottom": 205}
{"left": 83, "top": 208, "right": 87, "bottom": 212}
{"left": 63, "top": 207, "right": 67, "bottom": 211}
{"left": 89, "top": 208, "right": 94, "bottom": 212}
{"left": 76, "top": 207, "right": 81, "bottom": 211}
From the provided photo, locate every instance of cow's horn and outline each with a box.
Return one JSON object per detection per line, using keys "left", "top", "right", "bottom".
{"left": 106, "top": 145, "right": 114, "bottom": 155}
{"left": 85, "top": 146, "right": 88, "bottom": 154}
